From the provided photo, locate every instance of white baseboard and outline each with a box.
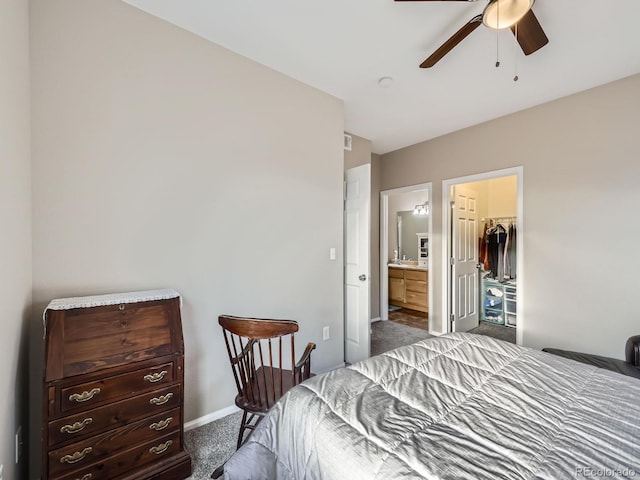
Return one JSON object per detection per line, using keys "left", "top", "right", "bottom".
{"left": 184, "top": 404, "right": 241, "bottom": 432}
{"left": 370, "top": 317, "right": 381, "bottom": 323}
{"left": 429, "top": 329, "right": 444, "bottom": 337}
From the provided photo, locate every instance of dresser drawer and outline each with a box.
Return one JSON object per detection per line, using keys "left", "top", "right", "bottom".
{"left": 48, "top": 407, "right": 180, "bottom": 477}
{"left": 60, "top": 362, "right": 175, "bottom": 414}
{"left": 49, "top": 385, "right": 181, "bottom": 447}
{"left": 405, "top": 279, "right": 426, "bottom": 294}
{"left": 53, "top": 431, "right": 181, "bottom": 480}
{"left": 405, "top": 270, "right": 427, "bottom": 282}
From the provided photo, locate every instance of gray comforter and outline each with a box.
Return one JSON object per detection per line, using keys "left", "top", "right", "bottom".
{"left": 223, "top": 333, "right": 640, "bottom": 479}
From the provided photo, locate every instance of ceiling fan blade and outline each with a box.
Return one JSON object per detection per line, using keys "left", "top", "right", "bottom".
{"left": 420, "top": 15, "right": 482, "bottom": 68}
{"left": 511, "top": 9, "right": 549, "bottom": 55}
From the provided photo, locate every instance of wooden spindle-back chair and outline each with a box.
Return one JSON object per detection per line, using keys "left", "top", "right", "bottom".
{"left": 218, "top": 315, "right": 316, "bottom": 449}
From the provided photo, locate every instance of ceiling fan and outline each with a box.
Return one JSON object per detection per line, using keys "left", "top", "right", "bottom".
{"left": 396, "top": 0, "right": 549, "bottom": 68}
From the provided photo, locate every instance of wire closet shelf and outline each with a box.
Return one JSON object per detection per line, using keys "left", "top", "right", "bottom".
{"left": 481, "top": 216, "right": 516, "bottom": 227}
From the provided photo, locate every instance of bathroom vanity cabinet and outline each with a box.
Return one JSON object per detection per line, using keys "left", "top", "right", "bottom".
{"left": 389, "top": 266, "right": 428, "bottom": 313}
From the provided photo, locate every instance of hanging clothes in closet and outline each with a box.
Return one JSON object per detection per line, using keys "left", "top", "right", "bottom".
{"left": 479, "top": 223, "right": 489, "bottom": 271}
{"left": 481, "top": 220, "right": 516, "bottom": 280}
{"left": 506, "top": 223, "right": 517, "bottom": 279}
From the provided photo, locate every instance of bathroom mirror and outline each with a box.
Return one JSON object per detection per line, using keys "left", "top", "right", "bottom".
{"left": 397, "top": 210, "right": 428, "bottom": 260}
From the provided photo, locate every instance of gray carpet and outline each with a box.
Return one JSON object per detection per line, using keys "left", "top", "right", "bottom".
{"left": 468, "top": 321, "right": 516, "bottom": 344}
{"left": 371, "top": 320, "right": 433, "bottom": 356}
{"left": 184, "top": 411, "right": 242, "bottom": 479}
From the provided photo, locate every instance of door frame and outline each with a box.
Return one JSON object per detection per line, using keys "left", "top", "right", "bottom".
{"left": 379, "top": 183, "right": 433, "bottom": 333}
{"left": 442, "top": 167, "right": 524, "bottom": 345}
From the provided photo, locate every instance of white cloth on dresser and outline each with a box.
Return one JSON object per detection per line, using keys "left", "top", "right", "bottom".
{"left": 42, "top": 288, "right": 181, "bottom": 335}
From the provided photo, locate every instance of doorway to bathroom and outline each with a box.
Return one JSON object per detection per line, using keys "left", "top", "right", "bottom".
{"left": 379, "top": 183, "right": 433, "bottom": 335}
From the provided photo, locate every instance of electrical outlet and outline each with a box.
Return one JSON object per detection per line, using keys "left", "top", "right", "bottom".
{"left": 323, "top": 326, "right": 330, "bottom": 341}
{"left": 15, "top": 426, "right": 22, "bottom": 464}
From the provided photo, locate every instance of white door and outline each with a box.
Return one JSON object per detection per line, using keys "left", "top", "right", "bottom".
{"left": 450, "top": 184, "right": 479, "bottom": 332}
{"left": 345, "top": 164, "right": 370, "bottom": 364}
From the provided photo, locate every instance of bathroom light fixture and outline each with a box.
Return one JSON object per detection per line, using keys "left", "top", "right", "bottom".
{"left": 482, "top": 0, "right": 534, "bottom": 30}
{"left": 413, "top": 203, "right": 429, "bottom": 216}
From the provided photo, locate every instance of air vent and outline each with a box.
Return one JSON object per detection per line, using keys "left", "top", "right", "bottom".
{"left": 343, "top": 134, "right": 352, "bottom": 151}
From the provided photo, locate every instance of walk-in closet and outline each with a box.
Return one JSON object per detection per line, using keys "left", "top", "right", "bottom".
{"left": 450, "top": 175, "right": 518, "bottom": 340}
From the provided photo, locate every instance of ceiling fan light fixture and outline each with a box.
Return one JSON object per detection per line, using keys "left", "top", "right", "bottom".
{"left": 482, "top": 0, "right": 533, "bottom": 30}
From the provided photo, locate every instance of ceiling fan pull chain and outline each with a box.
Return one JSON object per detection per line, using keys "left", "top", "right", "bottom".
{"left": 513, "top": 23, "right": 519, "bottom": 81}
{"left": 495, "top": 1, "right": 500, "bottom": 67}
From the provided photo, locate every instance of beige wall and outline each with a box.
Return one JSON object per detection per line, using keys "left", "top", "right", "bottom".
{"left": 30, "top": 0, "right": 344, "bottom": 474}
{"left": 381, "top": 73, "right": 640, "bottom": 358}
{"left": 344, "top": 133, "right": 372, "bottom": 170}
{"left": 487, "top": 176, "right": 517, "bottom": 218}
{"left": 0, "top": 0, "right": 31, "bottom": 477}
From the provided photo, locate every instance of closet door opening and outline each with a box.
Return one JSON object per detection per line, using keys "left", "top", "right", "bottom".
{"left": 442, "top": 168, "right": 523, "bottom": 345}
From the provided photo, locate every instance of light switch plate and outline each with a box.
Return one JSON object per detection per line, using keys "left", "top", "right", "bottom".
{"left": 323, "top": 326, "right": 330, "bottom": 341}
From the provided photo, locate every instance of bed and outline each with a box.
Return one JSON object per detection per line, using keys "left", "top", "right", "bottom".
{"left": 222, "top": 333, "right": 640, "bottom": 479}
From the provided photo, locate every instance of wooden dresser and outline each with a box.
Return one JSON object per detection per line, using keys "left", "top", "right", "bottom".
{"left": 389, "top": 266, "right": 428, "bottom": 313}
{"left": 42, "top": 289, "right": 191, "bottom": 480}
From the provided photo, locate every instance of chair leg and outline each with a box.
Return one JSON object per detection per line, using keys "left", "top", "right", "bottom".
{"left": 211, "top": 463, "right": 225, "bottom": 479}
{"left": 236, "top": 411, "right": 249, "bottom": 450}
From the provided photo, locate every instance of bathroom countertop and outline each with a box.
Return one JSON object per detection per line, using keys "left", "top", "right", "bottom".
{"left": 388, "top": 263, "right": 428, "bottom": 271}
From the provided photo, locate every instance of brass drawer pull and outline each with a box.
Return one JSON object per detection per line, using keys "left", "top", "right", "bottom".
{"left": 149, "top": 440, "right": 173, "bottom": 455}
{"left": 149, "top": 392, "right": 173, "bottom": 406}
{"left": 144, "top": 370, "right": 168, "bottom": 383}
{"left": 150, "top": 417, "right": 173, "bottom": 431}
{"left": 60, "top": 418, "right": 93, "bottom": 434}
{"left": 69, "top": 388, "right": 101, "bottom": 403}
{"left": 75, "top": 475, "right": 92, "bottom": 480}
{"left": 60, "top": 447, "right": 92, "bottom": 464}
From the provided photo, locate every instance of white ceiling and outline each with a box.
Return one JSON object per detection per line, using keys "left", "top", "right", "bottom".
{"left": 123, "top": 0, "right": 640, "bottom": 154}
